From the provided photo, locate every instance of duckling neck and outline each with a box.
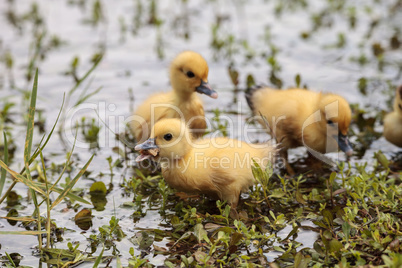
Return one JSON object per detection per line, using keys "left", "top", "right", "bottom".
{"left": 172, "top": 86, "right": 196, "bottom": 101}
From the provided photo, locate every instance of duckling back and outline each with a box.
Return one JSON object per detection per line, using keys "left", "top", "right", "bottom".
{"left": 246, "top": 86, "right": 321, "bottom": 150}
{"left": 384, "top": 85, "right": 402, "bottom": 147}
{"left": 246, "top": 86, "right": 352, "bottom": 156}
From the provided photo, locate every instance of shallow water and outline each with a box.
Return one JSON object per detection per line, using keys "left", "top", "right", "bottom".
{"left": 0, "top": 0, "right": 401, "bottom": 266}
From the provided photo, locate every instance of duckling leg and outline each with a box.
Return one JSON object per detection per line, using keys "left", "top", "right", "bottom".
{"left": 280, "top": 150, "right": 295, "bottom": 176}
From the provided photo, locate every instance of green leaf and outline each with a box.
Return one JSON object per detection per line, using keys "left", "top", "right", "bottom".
{"left": 229, "top": 232, "right": 243, "bottom": 246}
{"left": 194, "top": 223, "right": 208, "bottom": 243}
{"left": 329, "top": 171, "right": 337, "bottom": 184}
{"left": 130, "top": 231, "right": 154, "bottom": 250}
{"left": 358, "top": 77, "right": 367, "bottom": 95}
{"left": 90, "top": 181, "right": 107, "bottom": 194}
{"left": 322, "top": 209, "right": 334, "bottom": 226}
{"left": 374, "top": 150, "right": 389, "bottom": 169}
{"left": 295, "top": 73, "right": 301, "bottom": 87}
{"left": 51, "top": 155, "right": 94, "bottom": 209}
{"left": 329, "top": 239, "right": 343, "bottom": 253}
{"left": 342, "top": 221, "right": 351, "bottom": 242}
{"left": 313, "top": 241, "right": 324, "bottom": 255}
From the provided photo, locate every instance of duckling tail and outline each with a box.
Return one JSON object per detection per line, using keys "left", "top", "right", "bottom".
{"left": 245, "top": 84, "right": 265, "bottom": 112}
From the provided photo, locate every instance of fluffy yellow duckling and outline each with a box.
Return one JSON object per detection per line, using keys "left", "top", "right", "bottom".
{"left": 131, "top": 51, "right": 218, "bottom": 143}
{"left": 135, "top": 118, "right": 275, "bottom": 207}
{"left": 384, "top": 85, "right": 402, "bottom": 147}
{"left": 246, "top": 86, "right": 353, "bottom": 172}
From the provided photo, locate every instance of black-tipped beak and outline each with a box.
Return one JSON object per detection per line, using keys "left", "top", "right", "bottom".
{"left": 135, "top": 138, "right": 160, "bottom": 162}
{"left": 336, "top": 133, "right": 353, "bottom": 156}
{"left": 196, "top": 80, "right": 218, "bottom": 99}
{"left": 135, "top": 138, "right": 158, "bottom": 151}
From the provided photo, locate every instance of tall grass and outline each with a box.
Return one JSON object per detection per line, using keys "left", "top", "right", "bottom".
{"left": 0, "top": 69, "right": 92, "bottom": 253}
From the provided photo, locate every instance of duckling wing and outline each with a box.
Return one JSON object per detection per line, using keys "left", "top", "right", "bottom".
{"left": 209, "top": 169, "right": 239, "bottom": 205}
{"left": 384, "top": 112, "right": 402, "bottom": 147}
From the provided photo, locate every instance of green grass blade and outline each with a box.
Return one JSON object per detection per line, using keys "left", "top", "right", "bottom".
{"left": 24, "top": 68, "right": 39, "bottom": 165}
{"left": 0, "top": 230, "right": 47, "bottom": 235}
{"left": 5, "top": 252, "right": 17, "bottom": 268}
{"left": 40, "top": 152, "right": 49, "bottom": 193}
{"left": 0, "top": 132, "right": 8, "bottom": 196}
{"left": 116, "top": 256, "right": 122, "bottom": 268}
{"left": 1, "top": 216, "right": 36, "bottom": 222}
{"left": 29, "top": 93, "right": 65, "bottom": 165}
{"left": 50, "top": 154, "right": 94, "bottom": 209}
{"left": 0, "top": 93, "right": 65, "bottom": 205}
{"left": 29, "top": 181, "right": 91, "bottom": 205}
{"left": 92, "top": 245, "right": 104, "bottom": 268}
{"left": 51, "top": 186, "right": 91, "bottom": 205}
{"left": 25, "top": 161, "right": 41, "bottom": 219}
{"left": 75, "top": 86, "right": 103, "bottom": 106}
{"left": 68, "top": 55, "right": 103, "bottom": 97}
{"left": 0, "top": 160, "right": 46, "bottom": 195}
{"left": 50, "top": 127, "right": 78, "bottom": 193}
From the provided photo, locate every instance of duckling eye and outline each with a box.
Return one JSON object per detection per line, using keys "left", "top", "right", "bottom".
{"left": 399, "top": 104, "right": 402, "bottom": 110}
{"left": 186, "top": 71, "right": 195, "bottom": 78}
{"left": 163, "top": 133, "right": 173, "bottom": 141}
{"left": 327, "top": 120, "right": 334, "bottom": 126}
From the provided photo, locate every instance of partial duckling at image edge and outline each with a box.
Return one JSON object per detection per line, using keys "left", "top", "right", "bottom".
{"left": 246, "top": 86, "right": 353, "bottom": 174}
{"left": 135, "top": 118, "right": 276, "bottom": 208}
{"left": 384, "top": 85, "right": 402, "bottom": 147}
{"left": 131, "top": 51, "right": 218, "bottom": 143}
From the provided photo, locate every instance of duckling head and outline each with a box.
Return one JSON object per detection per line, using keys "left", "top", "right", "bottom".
{"left": 393, "top": 85, "right": 402, "bottom": 116}
{"left": 169, "top": 51, "right": 218, "bottom": 99}
{"left": 135, "top": 119, "right": 192, "bottom": 161}
{"left": 318, "top": 94, "right": 353, "bottom": 156}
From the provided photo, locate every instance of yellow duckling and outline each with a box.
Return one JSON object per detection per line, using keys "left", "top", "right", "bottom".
{"left": 245, "top": 86, "right": 353, "bottom": 172}
{"left": 384, "top": 85, "right": 402, "bottom": 147}
{"left": 131, "top": 51, "right": 218, "bottom": 143}
{"left": 135, "top": 118, "right": 275, "bottom": 207}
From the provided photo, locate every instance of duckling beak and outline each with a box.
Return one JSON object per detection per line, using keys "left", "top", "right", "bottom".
{"left": 336, "top": 133, "right": 353, "bottom": 156}
{"left": 135, "top": 138, "right": 160, "bottom": 162}
{"left": 196, "top": 80, "right": 218, "bottom": 99}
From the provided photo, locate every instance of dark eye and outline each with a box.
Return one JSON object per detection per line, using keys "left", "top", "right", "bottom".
{"left": 163, "top": 133, "right": 173, "bottom": 141}
{"left": 399, "top": 104, "right": 402, "bottom": 110}
{"left": 327, "top": 120, "right": 334, "bottom": 125}
{"left": 186, "top": 71, "right": 195, "bottom": 78}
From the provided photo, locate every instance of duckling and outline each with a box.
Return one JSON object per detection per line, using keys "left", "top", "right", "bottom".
{"left": 135, "top": 118, "right": 275, "bottom": 207}
{"left": 245, "top": 86, "right": 353, "bottom": 173}
{"left": 131, "top": 51, "right": 218, "bottom": 143}
{"left": 384, "top": 85, "right": 402, "bottom": 147}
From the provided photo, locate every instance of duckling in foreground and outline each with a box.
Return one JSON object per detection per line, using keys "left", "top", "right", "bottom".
{"left": 131, "top": 51, "right": 218, "bottom": 143}
{"left": 384, "top": 85, "right": 402, "bottom": 147}
{"left": 135, "top": 118, "right": 275, "bottom": 207}
{"left": 246, "top": 86, "right": 353, "bottom": 173}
